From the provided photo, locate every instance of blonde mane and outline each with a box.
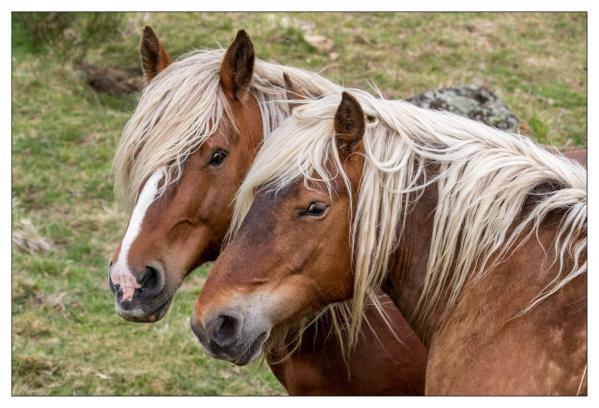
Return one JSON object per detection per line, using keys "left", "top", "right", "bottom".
{"left": 231, "top": 89, "right": 587, "bottom": 347}
{"left": 111, "top": 46, "right": 363, "bottom": 362}
{"left": 112, "top": 48, "right": 341, "bottom": 210}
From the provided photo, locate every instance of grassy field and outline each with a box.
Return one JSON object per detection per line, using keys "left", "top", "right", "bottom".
{"left": 11, "top": 12, "right": 587, "bottom": 395}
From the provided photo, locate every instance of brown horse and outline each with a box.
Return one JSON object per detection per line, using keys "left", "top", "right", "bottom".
{"left": 108, "top": 28, "right": 426, "bottom": 395}
{"left": 192, "top": 90, "right": 587, "bottom": 395}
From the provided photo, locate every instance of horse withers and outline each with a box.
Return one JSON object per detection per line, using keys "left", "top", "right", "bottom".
{"left": 107, "top": 28, "right": 426, "bottom": 395}
{"left": 192, "top": 90, "right": 586, "bottom": 395}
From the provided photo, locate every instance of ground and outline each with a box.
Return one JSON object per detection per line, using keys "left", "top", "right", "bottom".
{"left": 11, "top": 12, "right": 587, "bottom": 395}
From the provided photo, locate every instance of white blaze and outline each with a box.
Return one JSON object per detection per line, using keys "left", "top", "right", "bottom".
{"left": 111, "top": 170, "right": 164, "bottom": 302}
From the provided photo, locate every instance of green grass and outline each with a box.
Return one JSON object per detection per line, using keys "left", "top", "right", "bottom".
{"left": 12, "top": 12, "right": 586, "bottom": 395}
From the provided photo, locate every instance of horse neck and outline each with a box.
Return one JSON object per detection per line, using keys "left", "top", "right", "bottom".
{"left": 381, "top": 181, "right": 439, "bottom": 344}
{"left": 382, "top": 150, "right": 587, "bottom": 346}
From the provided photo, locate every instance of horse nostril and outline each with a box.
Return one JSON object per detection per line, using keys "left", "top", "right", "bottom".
{"left": 137, "top": 265, "right": 164, "bottom": 296}
{"left": 108, "top": 272, "right": 120, "bottom": 294}
{"left": 207, "top": 313, "right": 242, "bottom": 348}
{"left": 190, "top": 318, "right": 208, "bottom": 344}
{"left": 116, "top": 287, "right": 123, "bottom": 303}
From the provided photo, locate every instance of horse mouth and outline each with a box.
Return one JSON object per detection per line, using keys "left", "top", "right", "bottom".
{"left": 117, "top": 297, "right": 172, "bottom": 323}
{"left": 233, "top": 331, "right": 268, "bottom": 366}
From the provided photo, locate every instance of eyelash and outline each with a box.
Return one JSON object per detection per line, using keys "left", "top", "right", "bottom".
{"left": 302, "top": 202, "right": 329, "bottom": 216}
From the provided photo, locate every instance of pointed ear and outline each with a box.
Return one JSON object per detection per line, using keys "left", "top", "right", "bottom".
{"left": 220, "top": 30, "right": 255, "bottom": 100}
{"left": 140, "top": 26, "right": 173, "bottom": 83}
{"left": 334, "top": 92, "right": 365, "bottom": 152}
{"left": 283, "top": 72, "right": 306, "bottom": 112}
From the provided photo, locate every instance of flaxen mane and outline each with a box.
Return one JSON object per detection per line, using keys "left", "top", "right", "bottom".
{"left": 112, "top": 48, "right": 341, "bottom": 210}
{"left": 111, "top": 47, "right": 370, "bottom": 362}
{"left": 230, "top": 89, "right": 587, "bottom": 347}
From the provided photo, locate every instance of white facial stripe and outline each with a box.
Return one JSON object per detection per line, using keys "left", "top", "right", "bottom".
{"left": 111, "top": 170, "right": 164, "bottom": 302}
{"left": 118, "top": 170, "right": 164, "bottom": 266}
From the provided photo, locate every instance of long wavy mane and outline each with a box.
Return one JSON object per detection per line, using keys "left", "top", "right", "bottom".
{"left": 112, "top": 48, "right": 341, "bottom": 210}
{"left": 231, "top": 89, "right": 587, "bottom": 347}
{"left": 111, "top": 47, "right": 364, "bottom": 362}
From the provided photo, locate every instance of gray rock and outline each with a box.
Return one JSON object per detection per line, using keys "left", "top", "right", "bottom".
{"left": 406, "top": 85, "right": 521, "bottom": 133}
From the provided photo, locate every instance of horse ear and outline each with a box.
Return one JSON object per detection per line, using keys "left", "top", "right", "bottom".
{"left": 334, "top": 92, "right": 365, "bottom": 152}
{"left": 283, "top": 72, "right": 305, "bottom": 112}
{"left": 220, "top": 30, "right": 255, "bottom": 100}
{"left": 140, "top": 26, "right": 173, "bottom": 83}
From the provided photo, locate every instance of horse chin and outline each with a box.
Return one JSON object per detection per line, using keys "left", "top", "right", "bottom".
{"left": 115, "top": 297, "right": 172, "bottom": 323}
{"left": 194, "top": 326, "right": 269, "bottom": 366}
{"left": 232, "top": 331, "right": 268, "bottom": 366}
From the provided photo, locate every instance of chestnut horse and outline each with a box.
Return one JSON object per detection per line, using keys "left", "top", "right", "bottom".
{"left": 108, "top": 28, "right": 426, "bottom": 395}
{"left": 192, "top": 90, "right": 587, "bottom": 395}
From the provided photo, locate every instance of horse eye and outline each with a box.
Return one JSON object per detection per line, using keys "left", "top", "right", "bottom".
{"left": 209, "top": 150, "right": 228, "bottom": 166}
{"left": 303, "top": 202, "right": 329, "bottom": 217}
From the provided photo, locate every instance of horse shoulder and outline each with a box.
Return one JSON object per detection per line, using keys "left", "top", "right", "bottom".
{"left": 425, "top": 220, "right": 586, "bottom": 395}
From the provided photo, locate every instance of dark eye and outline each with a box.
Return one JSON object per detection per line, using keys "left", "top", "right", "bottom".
{"left": 302, "top": 202, "right": 329, "bottom": 217}
{"left": 209, "top": 149, "right": 228, "bottom": 166}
